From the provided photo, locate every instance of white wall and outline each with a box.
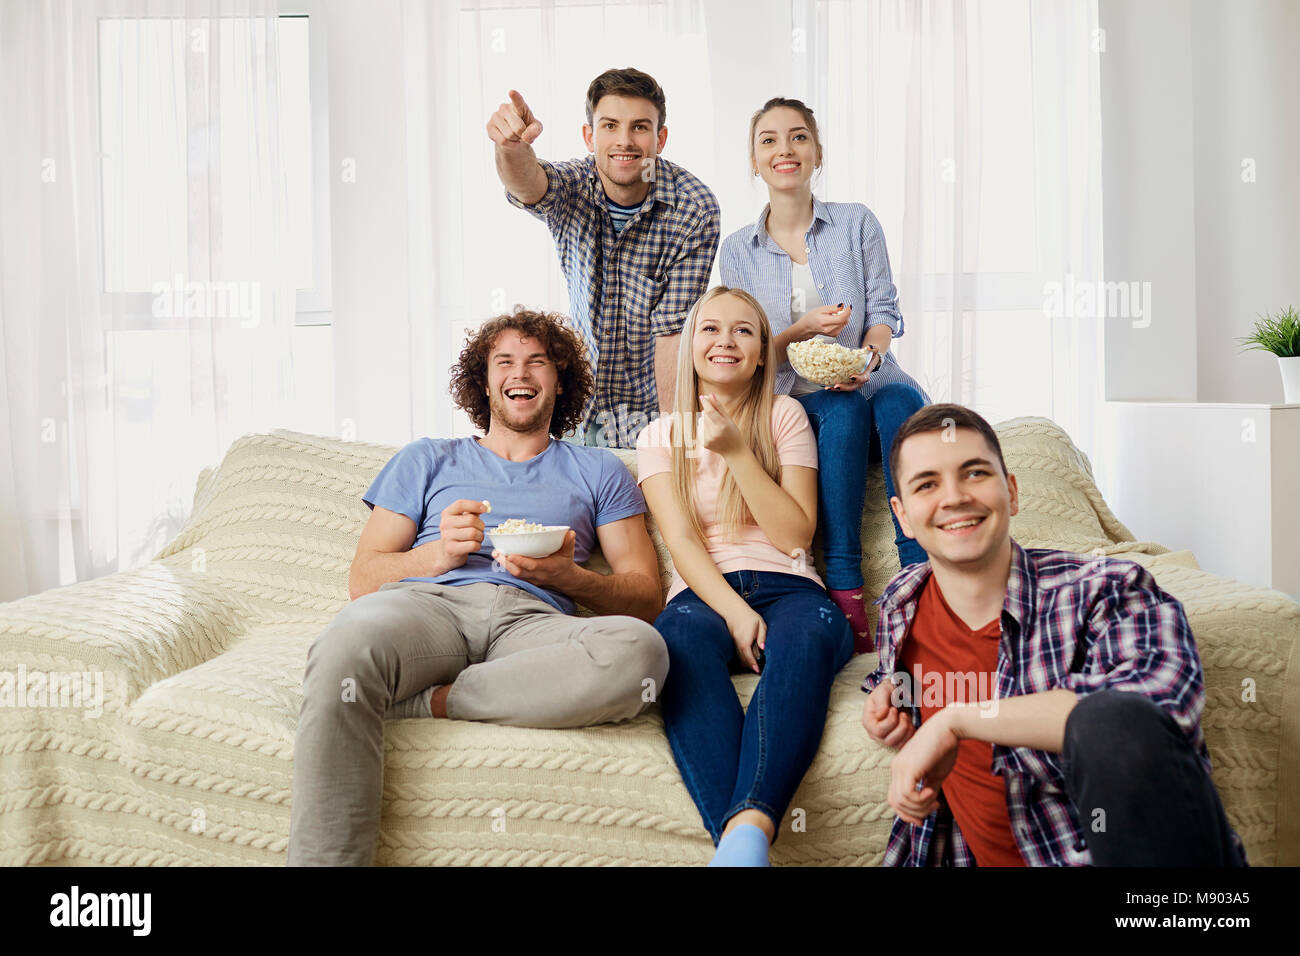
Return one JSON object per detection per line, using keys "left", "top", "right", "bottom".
{"left": 1096, "top": 0, "right": 1300, "bottom": 595}
{"left": 1099, "top": 0, "right": 1300, "bottom": 406}
{"left": 1190, "top": 0, "right": 1300, "bottom": 404}
{"left": 1098, "top": 0, "right": 1198, "bottom": 402}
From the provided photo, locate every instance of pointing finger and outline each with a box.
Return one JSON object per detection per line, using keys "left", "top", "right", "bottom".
{"left": 508, "top": 89, "right": 531, "bottom": 117}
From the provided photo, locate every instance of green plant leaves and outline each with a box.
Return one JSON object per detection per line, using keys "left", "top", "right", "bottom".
{"left": 1238, "top": 306, "right": 1300, "bottom": 358}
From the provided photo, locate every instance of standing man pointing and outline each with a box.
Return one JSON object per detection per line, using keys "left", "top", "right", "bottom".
{"left": 488, "top": 68, "right": 721, "bottom": 448}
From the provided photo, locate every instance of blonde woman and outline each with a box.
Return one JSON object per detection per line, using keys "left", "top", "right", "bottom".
{"left": 636, "top": 286, "right": 853, "bottom": 867}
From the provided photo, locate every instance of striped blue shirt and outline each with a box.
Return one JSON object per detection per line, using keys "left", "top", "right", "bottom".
{"left": 606, "top": 197, "right": 643, "bottom": 234}
{"left": 720, "top": 198, "right": 928, "bottom": 400}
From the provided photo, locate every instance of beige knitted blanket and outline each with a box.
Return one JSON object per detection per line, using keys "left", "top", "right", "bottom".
{"left": 1, "top": 417, "right": 1295, "bottom": 865}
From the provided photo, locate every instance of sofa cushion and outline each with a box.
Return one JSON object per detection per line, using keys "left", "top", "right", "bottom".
{"left": 110, "top": 621, "right": 892, "bottom": 865}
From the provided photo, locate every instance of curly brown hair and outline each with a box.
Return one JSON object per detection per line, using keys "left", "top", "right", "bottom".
{"left": 449, "top": 307, "right": 594, "bottom": 438}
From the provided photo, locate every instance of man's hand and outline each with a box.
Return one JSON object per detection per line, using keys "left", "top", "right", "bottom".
{"left": 439, "top": 499, "right": 490, "bottom": 569}
{"left": 862, "top": 676, "right": 917, "bottom": 748}
{"left": 723, "top": 605, "right": 766, "bottom": 674}
{"left": 697, "top": 393, "right": 745, "bottom": 459}
{"left": 492, "top": 528, "right": 579, "bottom": 592}
{"left": 796, "top": 303, "right": 851, "bottom": 339}
{"left": 887, "top": 707, "right": 961, "bottom": 826}
{"left": 487, "top": 89, "right": 543, "bottom": 148}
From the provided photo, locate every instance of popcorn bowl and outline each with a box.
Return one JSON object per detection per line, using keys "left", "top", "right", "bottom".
{"left": 786, "top": 338, "right": 875, "bottom": 385}
{"left": 486, "top": 525, "right": 570, "bottom": 558}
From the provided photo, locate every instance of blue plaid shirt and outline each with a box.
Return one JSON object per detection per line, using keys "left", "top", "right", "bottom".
{"left": 506, "top": 156, "right": 720, "bottom": 445}
{"left": 861, "top": 540, "right": 1239, "bottom": 866}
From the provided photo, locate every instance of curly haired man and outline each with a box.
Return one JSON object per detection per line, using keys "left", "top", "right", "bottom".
{"left": 288, "top": 308, "right": 668, "bottom": 866}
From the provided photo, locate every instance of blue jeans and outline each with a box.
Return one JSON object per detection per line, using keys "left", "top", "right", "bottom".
{"left": 796, "top": 383, "right": 929, "bottom": 586}
{"left": 654, "top": 570, "right": 853, "bottom": 844}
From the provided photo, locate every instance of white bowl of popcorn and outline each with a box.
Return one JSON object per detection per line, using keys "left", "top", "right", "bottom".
{"left": 486, "top": 518, "right": 570, "bottom": 558}
{"left": 786, "top": 337, "right": 875, "bottom": 385}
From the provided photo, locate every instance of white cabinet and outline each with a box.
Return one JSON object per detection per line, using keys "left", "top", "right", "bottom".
{"left": 1096, "top": 402, "right": 1300, "bottom": 600}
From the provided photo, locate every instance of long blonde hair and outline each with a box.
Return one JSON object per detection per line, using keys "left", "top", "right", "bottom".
{"left": 670, "top": 287, "right": 781, "bottom": 544}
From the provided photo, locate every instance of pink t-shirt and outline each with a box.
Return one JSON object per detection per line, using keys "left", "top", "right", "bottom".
{"left": 634, "top": 394, "right": 823, "bottom": 603}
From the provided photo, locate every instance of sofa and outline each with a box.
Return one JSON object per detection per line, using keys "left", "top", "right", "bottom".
{"left": 2, "top": 417, "right": 1297, "bottom": 866}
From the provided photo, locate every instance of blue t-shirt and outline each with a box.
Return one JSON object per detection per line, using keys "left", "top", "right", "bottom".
{"left": 362, "top": 436, "right": 647, "bottom": 613}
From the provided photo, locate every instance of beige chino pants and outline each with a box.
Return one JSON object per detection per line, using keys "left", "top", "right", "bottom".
{"left": 287, "top": 580, "right": 668, "bottom": 866}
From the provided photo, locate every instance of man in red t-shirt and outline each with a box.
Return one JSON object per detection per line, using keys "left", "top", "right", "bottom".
{"left": 859, "top": 404, "right": 1244, "bottom": 866}
{"left": 894, "top": 573, "right": 1024, "bottom": 865}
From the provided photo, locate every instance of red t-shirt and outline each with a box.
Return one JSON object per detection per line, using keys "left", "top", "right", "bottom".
{"left": 897, "top": 575, "right": 1025, "bottom": 867}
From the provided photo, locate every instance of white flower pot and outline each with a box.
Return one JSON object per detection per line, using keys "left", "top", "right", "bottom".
{"left": 1280, "top": 355, "right": 1300, "bottom": 404}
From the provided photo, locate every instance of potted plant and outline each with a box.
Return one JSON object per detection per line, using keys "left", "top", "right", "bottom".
{"left": 1239, "top": 306, "right": 1300, "bottom": 403}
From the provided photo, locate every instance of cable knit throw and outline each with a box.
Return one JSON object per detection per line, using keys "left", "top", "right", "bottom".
{"left": 1, "top": 417, "right": 1296, "bottom": 866}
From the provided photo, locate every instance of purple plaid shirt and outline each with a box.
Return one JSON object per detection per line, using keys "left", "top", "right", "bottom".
{"left": 861, "top": 539, "right": 1232, "bottom": 866}
{"left": 506, "top": 155, "right": 720, "bottom": 445}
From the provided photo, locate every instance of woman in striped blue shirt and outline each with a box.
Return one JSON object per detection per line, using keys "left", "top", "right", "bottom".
{"left": 720, "top": 97, "right": 930, "bottom": 652}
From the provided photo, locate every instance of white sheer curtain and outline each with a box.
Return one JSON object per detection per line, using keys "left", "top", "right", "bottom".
{"left": 0, "top": 0, "right": 298, "bottom": 601}
{"left": 400, "top": 0, "right": 1104, "bottom": 457}
{"left": 400, "top": 0, "right": 468, "bottom": 443}
{"left": 391, "top": 0, "right": 716, "bottom": 441}
{"left": 813, "top": 0, "right": 1106, "bottom": 462}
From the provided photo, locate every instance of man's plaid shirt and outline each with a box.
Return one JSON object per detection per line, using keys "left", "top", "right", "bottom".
{"left": 506, "top": 155, "right": 720, "bottom": 445}
{"left": 861, "top": 539, "right": 1238, "bottom": 866}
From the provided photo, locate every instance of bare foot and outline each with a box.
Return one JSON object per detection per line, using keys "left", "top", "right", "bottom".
{"left": 430, "top": 685, "right": 451, "bottom": 718}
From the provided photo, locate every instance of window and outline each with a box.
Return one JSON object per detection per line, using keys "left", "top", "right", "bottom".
{"left": 821, "top": 0, "right": 1103, "bottom": 430}
{"left": 98, "top": 11, "right": 330, "bottom": 321}
{"left": 94, "top": 10, "right": 334, "bottom": 568}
